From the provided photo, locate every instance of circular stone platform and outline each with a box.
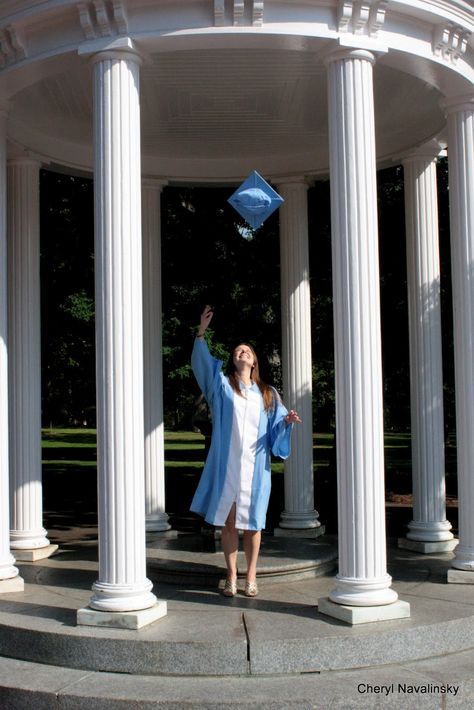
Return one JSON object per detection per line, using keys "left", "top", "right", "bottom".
{"left": 1, "top": 537, "right": 474, "bottom": 681}
{"left": 145, "top": 532, "right": 338, "bottom": 585}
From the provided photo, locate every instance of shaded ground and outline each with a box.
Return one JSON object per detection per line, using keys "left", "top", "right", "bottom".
{"left": 42, "top": 429, "right": 458, "bottom": 547}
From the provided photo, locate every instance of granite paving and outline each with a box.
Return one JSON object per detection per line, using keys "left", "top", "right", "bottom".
{"left": 0, "top": 533, "right": 474, "bottom": 707}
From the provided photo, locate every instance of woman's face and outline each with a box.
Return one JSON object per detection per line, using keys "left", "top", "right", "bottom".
{"left": 233, "top": 344, "right": 255, "bottom": 369}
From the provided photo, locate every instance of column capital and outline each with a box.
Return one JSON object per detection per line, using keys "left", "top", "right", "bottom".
{"left": 400, "top": 139, "right": 446, "bottom": 165}
{"left": 7, "top": 156, "right": 42, "bottom": 169}
{"left": 440, "top": 94, "right": 474, "bottom": 116}
{"left": 324, "top": 47, "right": 376, "bottom": 67}
{"left": 79, "top": 36, "right": 142, "bottom": 65}
{"left": 322, "top": 38, "right": 387, "bottom": 67}
{"left": 142, "top": 178, "right": 168, "bottom": 193}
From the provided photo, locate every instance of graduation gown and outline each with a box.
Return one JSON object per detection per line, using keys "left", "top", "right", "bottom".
{"left": 190, "top": 338, "right": 293, "bottom": 531}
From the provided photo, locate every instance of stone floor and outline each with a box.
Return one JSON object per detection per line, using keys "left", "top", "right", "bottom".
{"left": 1, "top": 531, "right": 474, "bottom": 708}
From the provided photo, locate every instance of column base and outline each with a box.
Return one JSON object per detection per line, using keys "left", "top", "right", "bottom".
{"left": 278, "top": 510, "right": 321, "bottom": 530}
{"left": 406, "top": 520, "right": 454, "bottom": 542}
{"left": 145, "top": 518, "right": 172, "bottom": 533}
{"left": 318, "top": 597, "right": 410, "bottom": 625}
{"left": 398, "top": 538, "right": 458, "bottom": 554}
{"left": 451, "top": 544, "right": 474, "bottom": 571}
{"left": 274, "top": 525, "right": 326, "bottom": 539}
{"left": 448, "top": 569, "right": 474, "bottom": 584}
{"left": 10, "top": 529, "right": 51, "bottom": 550}
{"left": 0, "top": 576, "right": 24, "bottom": 593}
{"left": 12, "top": 544, "right": 58, "bottom": 561}
{"left": 328, "top": 573, "right": 398, "bottom": 606}
{"left": 77, "top": 600, "right": 167, "bottom": 630}
{"left": 89, "top": 580, "right": 158, "bottom": 612}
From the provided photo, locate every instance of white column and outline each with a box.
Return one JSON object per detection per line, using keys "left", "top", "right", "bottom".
{"left": 442, "top": 96, "right": 474, "bottom": 582}
{"left": 8, "top": 158, "right": 57, "bottom": 561}
{"left": 319, "top": 49, "right": 408, "bottom": 622}
{"left": 275, "top": 177, "right": 321, "bottom": 536}
{"left": 77, "top": 43, "right": 166, "bottom": 627}
{"left": 0, "top": 113, "right": 23, "bottom": 592}
{"left": 400, "top": 149, "right": 455, "bottom": 553}
{"left": 142, "top": 180, "right": 171, "bottom": 533}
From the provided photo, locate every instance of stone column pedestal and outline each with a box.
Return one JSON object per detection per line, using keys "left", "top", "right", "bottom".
{"left": 442, "top": 96, "right": 474, "bottom": 583}
{"left": 142, "top": 180, "right": 174, "bottom": 537}
{"left": 275, "top": 177, "right": 322, "bottom": 538}
{"left": 0, "top": 111, "right": 23, "bottom": 593}
{"left": 142, "top": 180, "right": 178, "bottom": 540}
{"left": 399, "top": 149, "right": 455, "bottom": 554}
{"left": 8, "top": 158, "right": 57, "bottom": 562}
{"left": 319, "top": 48, "right": 409, "bottom": 623}
{"left": 77, "top": 41, "right": 166, "bottom": 628}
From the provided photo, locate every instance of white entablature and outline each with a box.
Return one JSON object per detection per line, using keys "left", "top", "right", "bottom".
{"left": 0, "top": 0, "right": 471, "bottom": 180}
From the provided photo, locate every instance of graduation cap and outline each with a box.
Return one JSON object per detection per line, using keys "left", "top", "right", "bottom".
{"left": 228, "top": 170, "right": 284, "bottom": 230}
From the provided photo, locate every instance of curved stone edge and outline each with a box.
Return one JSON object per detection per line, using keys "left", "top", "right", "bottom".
{"left": 145, "top": 537, "right": 339, "bottom": 586}
{"left": 148, "top": 557, "right": 338, "bottom": 586}
{"left": 1, "top": 602, "right": 474, "bottom": 676}
{"left": 3, "top": 649, "right": 473, "bottom": 710}
{"left": 248, "top": 614, "right": 474, "bottom": 675}
{"left": 0, "top": 616, "right": 249, "bottom": 676}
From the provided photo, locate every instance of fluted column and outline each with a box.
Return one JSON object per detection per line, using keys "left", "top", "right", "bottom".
{"left": 77, "top": 43, "right": 166, "bottom": 626}
{"left": 442, "top": 96, "right": 474, "bottom": 582}
{"left": 142, "top": 180, "right": 171, "bottom": 533}
{"left": 275, "top": 177, "right": 321, "bottom": 536}
{"left": 0, "top": 112, "right": 23, "bottom": 592}
{"left": 319, "top": 49, "right": 408, "bottom": 622}
{"left": 400, "top": 149, "right": 455, "bottom": 553}
{"left": 8, "top": 158, "right": 56, "bottom": 561}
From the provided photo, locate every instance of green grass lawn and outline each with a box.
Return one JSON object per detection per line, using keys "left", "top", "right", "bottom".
{"left": 41, "top": 429, "right": 339, "bottom": 466}
{"left": 41, "top": 427, "right": 458, "bottom": 490}
{"left": 41, "top": 427, "right": 458, "bottom": 537}
{"left": 40, "top": 427, "right": 419, "bottom": 481}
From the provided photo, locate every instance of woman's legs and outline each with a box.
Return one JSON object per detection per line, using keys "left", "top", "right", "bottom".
{"left": 221, "top": 503, "right": 239, "bottom": 581}
{"left": 243, "top": 530, "right": 261, "bottom": 583}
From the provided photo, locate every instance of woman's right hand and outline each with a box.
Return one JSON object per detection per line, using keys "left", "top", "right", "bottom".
{"left": 198, "top": 305, "right": 214, "bottom": 336}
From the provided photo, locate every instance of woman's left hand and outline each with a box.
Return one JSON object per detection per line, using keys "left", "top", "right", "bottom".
{"left": 285, "top": 410, "right": 302, "bottom": 425}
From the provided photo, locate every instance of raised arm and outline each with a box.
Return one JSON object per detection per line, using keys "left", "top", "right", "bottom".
{"left": 196, "top": 305, "right": 214, "bottom": 339}
{"left": 192, "top": 305, "right": 222, "bottom": 404}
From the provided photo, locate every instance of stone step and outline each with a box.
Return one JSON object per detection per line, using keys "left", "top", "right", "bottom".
{"left": 2, "top": 538, "right": 474, "bottom": 683}
{"left": 2, "top": 650, "right": 474, "bottom": 709}
{"left": 145, "top": 533, "right": 338, "bottom": 585}
{"left": 1, "top": 582, "right": 474, "bottom": 676}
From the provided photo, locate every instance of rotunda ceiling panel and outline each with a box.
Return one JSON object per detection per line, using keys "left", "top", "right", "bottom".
{"left": 140, "top": 49, "right": 327, "bottom": 160}
{"left": 6, "top": 46, "right": 447, "bottom": 180}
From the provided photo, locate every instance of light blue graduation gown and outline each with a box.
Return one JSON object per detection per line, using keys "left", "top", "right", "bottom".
{"left": 190, "top": 338, "right": 293, "bottom": 531}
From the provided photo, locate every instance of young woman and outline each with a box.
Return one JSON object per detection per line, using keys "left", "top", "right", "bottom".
{"left": 190, "top": 305, "right": 301, "bottom": 597}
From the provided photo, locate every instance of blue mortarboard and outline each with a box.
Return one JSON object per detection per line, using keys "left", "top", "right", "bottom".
{"left": 228, "top": 170, "right": 284, "bottom": 230}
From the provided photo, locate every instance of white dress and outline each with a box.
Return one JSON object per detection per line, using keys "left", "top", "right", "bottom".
{"left": 213, "top": 383, "right": 261, "bottom": 529}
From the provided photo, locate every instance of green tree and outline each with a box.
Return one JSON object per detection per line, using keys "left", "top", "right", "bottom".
{"left": 39, "top": 166, "right": 452, "bottom": 436}
{"left": 40, "top": 170, "right": 96, "bottom": 426}
{"left": 161, "top": 186, "right": 283, "bottom": 428}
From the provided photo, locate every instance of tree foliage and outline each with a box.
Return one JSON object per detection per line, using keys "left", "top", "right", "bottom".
{"left": 161, "top": 186, "right": 283, "bottom": 428}
{"left": 40, "top": 170, "right": 96, "bottom": 426}
{"left": 39, "top": 164, "right": 453, "bottom": 433}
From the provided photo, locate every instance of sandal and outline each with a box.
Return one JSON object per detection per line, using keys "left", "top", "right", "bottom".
{"left": 222, "top": 579, "right": 237, "bottom": 597}
{"left": 244, "top": 580, "right": 258, "bottom": 597}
